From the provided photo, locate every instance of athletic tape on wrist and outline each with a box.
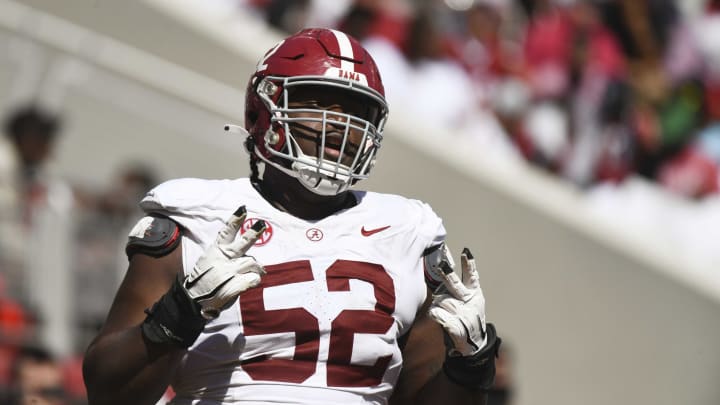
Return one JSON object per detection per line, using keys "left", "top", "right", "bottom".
{"left": 141, "top": 275, "right": 206, "bottom": 347}
{"left": 443, "top": 323, "right": 501, "bottom": 390}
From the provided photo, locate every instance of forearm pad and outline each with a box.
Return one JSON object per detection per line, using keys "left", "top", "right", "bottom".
{"left": 443, "top": 323, "right": 501, "bottom": 390}
{"left": 141, "top": 275, "right": 206, "bottom": 347}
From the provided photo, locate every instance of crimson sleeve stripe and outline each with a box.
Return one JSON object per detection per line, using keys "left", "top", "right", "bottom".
{"left": 163, "top": 225, "right": 181, "bottom": 248}
{"left": 424, "top": 266, "right": 441, "bottom": 288}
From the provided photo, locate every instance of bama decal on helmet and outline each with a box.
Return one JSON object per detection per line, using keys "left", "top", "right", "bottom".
{"left": 324, "top": 67, "right": 368, "bottom": 85}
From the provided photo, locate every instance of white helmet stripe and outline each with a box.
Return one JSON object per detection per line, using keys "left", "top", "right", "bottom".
{"left": 330, "top": 29, "right": 354, "bottom": 72}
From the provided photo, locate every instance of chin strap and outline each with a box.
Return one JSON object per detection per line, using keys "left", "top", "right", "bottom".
{"left": 224, "top": 124, "right": 250, "bottom": 136}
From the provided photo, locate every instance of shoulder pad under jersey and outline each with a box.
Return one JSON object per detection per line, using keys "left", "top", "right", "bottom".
{"left": 126, "top": 214, "right": 182, "bottom": 259}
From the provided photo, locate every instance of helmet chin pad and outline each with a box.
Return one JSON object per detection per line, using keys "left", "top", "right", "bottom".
{"left": 255, "top": 149, "right": 353, "bottom": 196}
{"left": 291, "top": 154, "right": 352, "bottom": 196}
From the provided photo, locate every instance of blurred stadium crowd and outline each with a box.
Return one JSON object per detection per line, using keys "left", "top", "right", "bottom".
{"left": 0, "top": 105, "right": 157, "bottom": 404}
{"left": 243, "top": 0, "right": 720, "bottom": 198}
{"left": 0, "top": 0, "right": 718, "bottom": 404}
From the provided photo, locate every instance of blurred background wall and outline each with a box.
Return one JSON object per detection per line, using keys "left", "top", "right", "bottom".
{"left": 1, "top": 0, "right": 719, "bottom": 404}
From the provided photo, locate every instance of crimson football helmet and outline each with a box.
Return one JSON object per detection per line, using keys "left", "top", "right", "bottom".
{"left": 241, "top": 28, "right": 389, "bottom": 196}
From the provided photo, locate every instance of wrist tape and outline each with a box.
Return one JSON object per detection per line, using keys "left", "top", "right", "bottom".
{"left": 141, "top": 275, "right": 206, "bottom": 347}
{"left": 443, "top": 323, "right": 501, "bottom": 390}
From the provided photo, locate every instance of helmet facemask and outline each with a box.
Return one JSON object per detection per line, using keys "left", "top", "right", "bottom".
{"left": 254, "top": 75, "right": 388, "bottom": 196}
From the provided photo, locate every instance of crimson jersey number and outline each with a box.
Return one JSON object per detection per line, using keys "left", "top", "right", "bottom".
{"left": 239, "top": 259, "right": 396, "bottom": 387}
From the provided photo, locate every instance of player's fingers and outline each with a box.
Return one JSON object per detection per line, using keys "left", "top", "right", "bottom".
{"left": 223, "top": 220, "right": 267, "bottom": 256}
{"left": 434, "top": 294, "right": 473, "bottom": 319}
{"left": 225, "top": 272, "right": 263, "bottom": 294}
{"left": 461, "top": 247, "right": 480, "bottom": 290}
{"left": 197, "top": 272, "right": 263, "bottom": 319}
{"left": 428, "top": 306, "right": 465, "bottom": 339}
{"left": 460, "top": 249, "right": 469, "bottom": 285}
{"left": 231, "top": 256, "right": 266, "bottom": 276}
{"left": 437, "top": 260, "right": 473, "bottom": 301}
{"left": 216, "top": 206, "right": 247, "bottom": 246}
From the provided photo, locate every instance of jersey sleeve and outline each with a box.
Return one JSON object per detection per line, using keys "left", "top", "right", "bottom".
{"left": 133, "top": 178, "right": 238, "bottom": 277}
{"left": 412, "top": 200, "right": 446, "bottom": 253}
{"left": 410, "top": 200, "right": 447, "bottom": 289}
{"left": 137, "top": 178, "right": 231, "bottom": 245}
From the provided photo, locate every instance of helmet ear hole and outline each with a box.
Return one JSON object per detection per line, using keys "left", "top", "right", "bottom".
{"left": 246, "top": 111, "right": 259, "bottom": 125}
{"left": 265, "top": 129, "right": 280, "bottom": 146}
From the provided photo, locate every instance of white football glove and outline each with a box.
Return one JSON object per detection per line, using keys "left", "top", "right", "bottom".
{"left": 428, "top": 248, "right": 488, "bottom": 357}
{"left": 183, "top": 206, "right": 266, "bottom": 320}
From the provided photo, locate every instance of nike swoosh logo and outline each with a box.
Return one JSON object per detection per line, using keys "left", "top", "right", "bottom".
{"left": 361, "top": 225, "right": 391, "bottom": 237}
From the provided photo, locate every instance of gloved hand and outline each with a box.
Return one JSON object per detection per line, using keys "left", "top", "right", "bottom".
{"left": 428, "top": 247, "right": 487, "bottom": 356}
{"left": 184, "top": 206, "right": 267, "bottom": 320}
{"left": 142, "top": 206, "right": 267, "bottom": 347}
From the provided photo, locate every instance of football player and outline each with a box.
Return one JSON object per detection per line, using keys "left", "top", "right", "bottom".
{"left": 82, "top": 28, "right": 500, "bottom": 405}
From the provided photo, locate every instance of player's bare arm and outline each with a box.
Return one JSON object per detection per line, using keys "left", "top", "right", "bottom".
{"left": 83, "top": 230, "right": 185, "bottom": 405}
{"left": 83, "top": 208, "right": 266, "bottom": 405}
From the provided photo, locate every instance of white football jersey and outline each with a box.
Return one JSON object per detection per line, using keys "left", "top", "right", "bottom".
{"left": 138, "top": 178, "right": 446, "bottom": 405}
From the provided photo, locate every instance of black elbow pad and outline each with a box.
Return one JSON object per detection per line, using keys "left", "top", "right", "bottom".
{"left": 125, "top": 214, "right": 182, "bottom": 259}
